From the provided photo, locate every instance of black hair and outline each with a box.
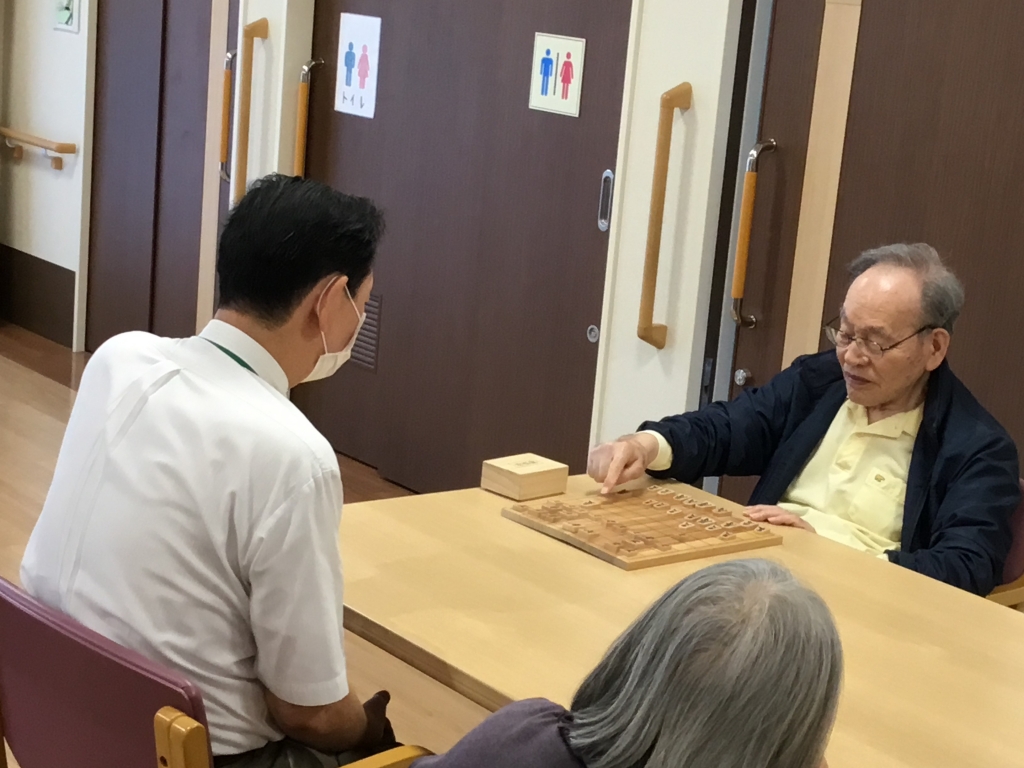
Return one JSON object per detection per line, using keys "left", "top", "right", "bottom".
{"left": 216, "top": 174, "right": 385, "bottom": 326}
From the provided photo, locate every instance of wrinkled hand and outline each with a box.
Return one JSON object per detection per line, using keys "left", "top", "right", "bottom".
{"left": 358, "top": 691, "right": 396, "bottom": 750}
{"left": 744, "top": 505, "right": 816, "bottom": 533}
{"left": 587, "top": 435, "right": 657, "bottom": 493}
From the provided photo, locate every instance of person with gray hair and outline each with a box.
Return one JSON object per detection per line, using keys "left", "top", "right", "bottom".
{"left": 413, "top": 559, "right": 842, "bottom": 768}
{"left": 588, "top": 243, "right": 1019, "bottom": 595}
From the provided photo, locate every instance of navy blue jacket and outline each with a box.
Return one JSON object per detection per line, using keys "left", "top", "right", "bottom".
{"left": 640, "top": 351, "right": 1020, "bottom": 595}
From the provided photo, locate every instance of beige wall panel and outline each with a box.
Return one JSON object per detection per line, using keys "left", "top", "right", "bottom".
{"left": 781, "top": 0, "right": 861, "bottom": 366}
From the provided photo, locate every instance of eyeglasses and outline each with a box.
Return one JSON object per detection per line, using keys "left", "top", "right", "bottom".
{"left": 823, "top": 317, "right": 934, "bottom": 359}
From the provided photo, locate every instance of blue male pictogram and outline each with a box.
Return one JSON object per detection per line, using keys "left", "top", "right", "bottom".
{"left": 344, "top": 42, "right": 356, "bottom": 87}
{"left": 540, "top": 49, "right": 554, "bottom": 96}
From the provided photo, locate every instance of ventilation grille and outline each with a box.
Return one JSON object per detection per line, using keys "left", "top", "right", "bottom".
{"left": 351, "top": 293, "right": 380, "bottom": 370}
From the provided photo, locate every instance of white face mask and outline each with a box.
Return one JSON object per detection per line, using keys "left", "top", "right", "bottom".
{"left": 302, "top": 277, "right": 366, "bottom": 383}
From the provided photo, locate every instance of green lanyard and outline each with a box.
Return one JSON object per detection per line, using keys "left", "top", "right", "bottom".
{"left": 203, "top": 338, "right": 257, "bottom": 375}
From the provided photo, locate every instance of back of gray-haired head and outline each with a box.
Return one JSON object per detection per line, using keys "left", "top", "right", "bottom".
{"left": 848, "top": 243, "right": 965, "bottom": 333}
{"left": 568, "top": 559, "right": 842, "bottom": 768}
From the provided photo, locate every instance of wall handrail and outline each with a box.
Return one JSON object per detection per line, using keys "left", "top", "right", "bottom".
{"left": 0, "top": 126, "right": 77, "bottom": 170}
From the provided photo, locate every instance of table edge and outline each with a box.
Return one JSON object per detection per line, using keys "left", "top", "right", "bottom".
{"left": 344, "top": 607, "right": 512, "bottom": 713}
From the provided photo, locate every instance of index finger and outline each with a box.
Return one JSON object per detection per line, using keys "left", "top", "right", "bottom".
{"left": 602, "top": 449, "right": 629, "bottom": 494}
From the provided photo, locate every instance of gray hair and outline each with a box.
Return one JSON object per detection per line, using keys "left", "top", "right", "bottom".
{"left": 567, "top": 559, "right": 842, "bottom": 768}
{"left": 848, "top": 243, "right": 965, "bottom": 333}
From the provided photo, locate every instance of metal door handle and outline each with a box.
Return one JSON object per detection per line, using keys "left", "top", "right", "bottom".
{"left": 731, "top": 139, "right": 776, "bottom": 328}
{"left": 294, "top": 59, "right": 323, "bottom": 177}
{"left": 597, "top": 169, "right": 615, "bottom": 232}
{"left": 734, "top": 368, "right": 752, "bottom": 387}
{"left": 234, "top": 17, "right": 269, "bottom": 204}
{"left": 220, "top": 50, "right": 236, "bottom": 182}
{"left": 638, "top": 82, "right": 693, "bottom": 350}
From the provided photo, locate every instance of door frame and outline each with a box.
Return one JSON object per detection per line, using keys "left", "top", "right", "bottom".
{"left": 779, "top": 0, "right": 861, "bottom": 365}
{"left": 708, "top": 0, "right": 775, "bottom": 407}
{"left": 195, "top": 0, "right": 230, "bottom": 332}
{"left": 710, "top": 0, "right": 864, "bottom": 411}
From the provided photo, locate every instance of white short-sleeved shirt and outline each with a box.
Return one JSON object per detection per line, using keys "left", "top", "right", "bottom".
{"left": 21, "top": 321, "right": 348, "bottom": 755}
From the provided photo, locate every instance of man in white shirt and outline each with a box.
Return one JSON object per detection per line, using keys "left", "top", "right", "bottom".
{"left": 21, "top": 175, "right": 393, "bottom": 767}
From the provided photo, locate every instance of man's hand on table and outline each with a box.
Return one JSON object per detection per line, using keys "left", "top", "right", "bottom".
{"left": 587, "top": 433, "right": 659, "bottom": 493}
{"left": 745, "top": 505, "right": 816, "bottom": 533}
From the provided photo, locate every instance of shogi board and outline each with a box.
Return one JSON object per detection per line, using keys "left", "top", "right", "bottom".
{"left": 501, "top": 481, "right": 783, "bottom": 570}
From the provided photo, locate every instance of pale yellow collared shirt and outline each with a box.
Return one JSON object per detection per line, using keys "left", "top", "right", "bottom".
{"left": 777, "top": 401, "right": 922, "bottom": 555}
{"left": 643, "top": 400, "right": 922, "bottom": 556}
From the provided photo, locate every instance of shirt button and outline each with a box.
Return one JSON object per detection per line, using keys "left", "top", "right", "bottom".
{"left": 837, "top": 460, "right": 851, "bottom": 470}
{"left": 875, "top": 473, "right": 884, "bottom": 482}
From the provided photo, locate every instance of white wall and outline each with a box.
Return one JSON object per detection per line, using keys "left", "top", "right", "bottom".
{"left": 591, "top": 0, "right": 746, "bottom": 443}
{"left": 229, "top": 0, "right": 313, "bottom": 203}
{"left": 0, "top": 0, "right": 97, "bottom": 346}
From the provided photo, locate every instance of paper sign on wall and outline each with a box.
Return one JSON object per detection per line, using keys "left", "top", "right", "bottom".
{"left": 335, "top": 13, "right": 382, "bottom": 119}
{"left": 54, "top": 0, "right": 81, "bottom": 33}
{"left": 529, "top": 33, "right": 586, "bottom": 118}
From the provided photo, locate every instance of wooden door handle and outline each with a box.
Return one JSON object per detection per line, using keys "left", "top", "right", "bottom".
{"left": 220, "top": 50, "right": 236, "bottom": 182}
{"left": 638, "top": 82, "right": 692, "bottom": 350}
{"left": 234, "top": 17, "right": 269, "bottom": 204}
{"left": 294, "top": 59, "right": 323, "bottom": 177}
{"left": 730, "top": 140, "right": 776, "bottom": 328}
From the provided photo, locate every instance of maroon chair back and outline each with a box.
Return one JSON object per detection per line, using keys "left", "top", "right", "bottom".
{"left": 0, "top": 578, "right": 209, "bottom": 768}
{"left": 1003, "top": 480, "right": 1024, "bottom": 585}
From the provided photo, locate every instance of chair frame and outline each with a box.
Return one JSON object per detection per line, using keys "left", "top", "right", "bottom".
{"left": 988, "top": 576, "right": 1024, "bottom": 609}
{"left": 987, "top": 478, "right": 1024, "bottom": 610}
{"left": 347, "top": 746, "right": 433, "bottom": 768}
{"left": 1, "top": 699, "right": 8, "bottom": 768}
{"left": 6, "top": 691, "right": 431, "bottom": 768}
{"left": 152, "top": 709, "right": 432, "bottom": 768}
{"left": 155, "top": 707, "right": 211, "bottom": 768}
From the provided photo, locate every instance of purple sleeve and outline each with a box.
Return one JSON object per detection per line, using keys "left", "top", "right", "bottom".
{"left": 414, "top": 699, "right": 580, "bottom": 768}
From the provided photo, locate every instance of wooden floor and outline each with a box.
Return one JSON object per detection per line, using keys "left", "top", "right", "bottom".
{"left": 0, "top": 323, "right": 487, "bottom": 764}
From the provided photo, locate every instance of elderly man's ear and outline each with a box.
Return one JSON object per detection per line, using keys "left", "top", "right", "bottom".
{"left": 925, "top": 328, "right": 951, "bottom": 372}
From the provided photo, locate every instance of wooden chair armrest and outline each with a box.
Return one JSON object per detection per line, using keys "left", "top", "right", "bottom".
{"left": 155, "top": 707, "right": 211, "bottom": 768}
{"left": 347, "top": 746, "right": 434, "bottom": 768}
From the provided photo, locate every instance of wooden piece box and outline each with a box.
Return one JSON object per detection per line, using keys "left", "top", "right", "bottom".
{"left": 481, "top": 454, "right": 569, "bottom": 501}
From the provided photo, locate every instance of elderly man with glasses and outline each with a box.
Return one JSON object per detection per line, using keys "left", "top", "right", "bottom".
{"left": 588, "top": 243, "right": 1019, "bottom": 595}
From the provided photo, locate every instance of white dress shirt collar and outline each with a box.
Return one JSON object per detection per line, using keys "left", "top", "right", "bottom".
{"left": 199, "top": 320, "right": 290, "bottom": 396}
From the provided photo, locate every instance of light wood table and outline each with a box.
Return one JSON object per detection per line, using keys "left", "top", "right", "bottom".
{"left": 342, "top": 477, "right": 1024, "bottom": 768}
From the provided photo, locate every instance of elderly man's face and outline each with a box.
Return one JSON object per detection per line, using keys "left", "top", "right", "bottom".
{"left": 838, "top": 266, "right": 949, "bottom": 411}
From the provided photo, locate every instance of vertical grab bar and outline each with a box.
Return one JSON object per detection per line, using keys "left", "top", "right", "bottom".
{"left": 294, "top": 59, "right": 323, "bottom": 177}
{"left": 731, "top": 140, "right": 776, "bottom": 328}
{"left": 220, "top": 50, "right": 236, "bottom": 182}
{"left": 234, "top": 17, "right": 269, "bottom": 204}
{"left": 637, "top": 82, "right": 692, "bottom": 350}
